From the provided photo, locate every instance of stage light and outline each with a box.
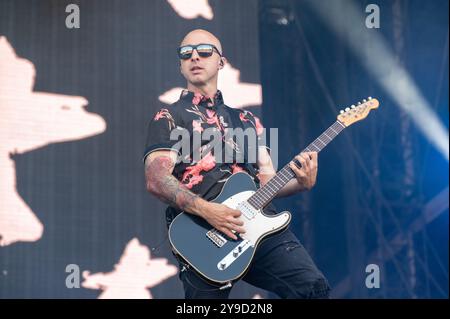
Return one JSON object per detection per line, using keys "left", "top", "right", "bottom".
{"left": 305, "top": 0, "right": 449, "bottom": 161}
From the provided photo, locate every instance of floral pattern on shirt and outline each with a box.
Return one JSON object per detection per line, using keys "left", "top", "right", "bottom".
{"left": 153, "top": 108, "right": 176, "bottom": 130}
{"left": 144, "top": 89, "right": 265, "bottom": 196}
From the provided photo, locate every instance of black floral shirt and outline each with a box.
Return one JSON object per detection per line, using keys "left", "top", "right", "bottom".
{"left": 143, "top": 90, "right": 266, "bottom": 204}
{"left": 143, "top": 90, "right": 299, "bottom": 251}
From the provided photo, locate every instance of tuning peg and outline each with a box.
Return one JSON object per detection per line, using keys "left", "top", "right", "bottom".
{"left": 351, "top": 105, "right": 356, "bottom": 109}
{"left": 362, "top": 99, "right": 367, "bottom": 102}
{"left": 340, "top": 110, "right": 344, "bottom": 114}
{"left": 368, "top": 96, "right": 372, "bottom": 100}
{"left": 345, "top": 107, "right": 350, "bottom": 112}
{"left": 357, "top": 101, "right": 361, "bottom": 105}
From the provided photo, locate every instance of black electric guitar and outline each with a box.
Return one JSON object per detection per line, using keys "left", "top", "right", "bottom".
{"left": 169, "top": 97, "right": 379, "bottom": 284}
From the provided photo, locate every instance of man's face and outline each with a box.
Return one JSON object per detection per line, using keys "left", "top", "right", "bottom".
{"left": 179, "top": 31, "right": 223, "bottom": 87}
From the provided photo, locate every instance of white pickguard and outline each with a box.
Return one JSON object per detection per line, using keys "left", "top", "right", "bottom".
{"left": 221, "top": 190, "right": 291, "bottom": 245}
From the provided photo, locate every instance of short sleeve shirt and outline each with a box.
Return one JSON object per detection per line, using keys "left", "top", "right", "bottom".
{"left": 143, "top": 89, "right": 266, "bottom": 202}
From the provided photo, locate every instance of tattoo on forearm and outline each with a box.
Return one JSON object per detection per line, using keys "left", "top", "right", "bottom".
{"left": 145, "top": 156, "right": 200, "bottom": 212}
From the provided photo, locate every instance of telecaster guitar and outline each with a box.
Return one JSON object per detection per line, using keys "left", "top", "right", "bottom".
{"left": 169, "top": 97, "right": 379, "bottom": 284}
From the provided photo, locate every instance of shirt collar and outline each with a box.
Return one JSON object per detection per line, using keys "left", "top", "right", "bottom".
{"left": 179, "top": 89, "right": 224, "bottom": 108}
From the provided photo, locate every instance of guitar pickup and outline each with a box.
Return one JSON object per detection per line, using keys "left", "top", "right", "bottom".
{"left": 206, "top": 229, "right": 227, "bottom": 248}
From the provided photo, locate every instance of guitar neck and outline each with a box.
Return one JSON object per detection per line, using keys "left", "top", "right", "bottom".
{"left": 247, "top": 120, "right": 346, "bottom": 210}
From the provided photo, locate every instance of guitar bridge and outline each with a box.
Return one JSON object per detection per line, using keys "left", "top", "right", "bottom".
{"left": 206, "top": 229, "right": 227, "bottom": 248}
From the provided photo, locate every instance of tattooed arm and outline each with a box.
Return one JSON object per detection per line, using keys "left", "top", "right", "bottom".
{"left": 145, "top": 150, "right": 244, "bottom": 239}
{"left": 145, "top": 150, "right": 204, "bottom": 213}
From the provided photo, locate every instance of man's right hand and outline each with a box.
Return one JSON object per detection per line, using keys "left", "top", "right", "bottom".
{"left": 145, "top": 150, "right": 245, "bottom": 240}
{"left": 198, "top": 202, "right": 245, "bottom": 240}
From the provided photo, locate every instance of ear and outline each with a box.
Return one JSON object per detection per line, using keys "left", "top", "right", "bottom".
{"left": 219, "top": 57, "right": 227, "bottom": 69}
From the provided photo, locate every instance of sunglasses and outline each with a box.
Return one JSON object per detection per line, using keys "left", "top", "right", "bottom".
{"left": 177, "top": 43, "right": 222, "bottom": 60}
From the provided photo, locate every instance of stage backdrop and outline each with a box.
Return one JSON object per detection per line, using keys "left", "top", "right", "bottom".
{"left": 1, "top": 0, "right": 448, "bottom": 299}
{"left": 0, "top": 0, "right": 266, "bottom": 298}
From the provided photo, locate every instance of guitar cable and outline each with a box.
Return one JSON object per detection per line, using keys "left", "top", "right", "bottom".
{"left": 179, "top": 259, "right": 233, "bottom": 291}
{"left": 150, "top": 233, "right": 169, "bottom": 255}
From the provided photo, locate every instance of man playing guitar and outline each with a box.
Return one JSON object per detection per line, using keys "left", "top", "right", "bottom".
{"left": 144, "top": 29, "right": 330, "bottom": 299}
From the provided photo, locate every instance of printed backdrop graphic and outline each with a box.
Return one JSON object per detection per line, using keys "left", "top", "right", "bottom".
{"left": 0, "top": 36, "right": 107, "bottom": 247}
{"left": 0, "top": 0, "right": 265, "bottom": 298}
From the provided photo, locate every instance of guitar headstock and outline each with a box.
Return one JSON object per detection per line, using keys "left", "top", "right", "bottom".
{"left": 337, "top": 97, "right": 379, "bottom": 127}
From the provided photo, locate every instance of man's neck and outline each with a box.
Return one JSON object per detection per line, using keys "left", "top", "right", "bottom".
{"left": 187, "top": 83, "right": 218, "bottom": 101}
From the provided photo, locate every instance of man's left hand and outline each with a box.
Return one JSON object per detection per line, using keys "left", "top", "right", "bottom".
{"left": 288, "top": 152, "right": 318, "bottom": 191}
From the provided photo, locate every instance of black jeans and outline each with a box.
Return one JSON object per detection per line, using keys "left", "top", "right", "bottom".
{"left": 176, "top": 229, "right": 331, "bottom": 299}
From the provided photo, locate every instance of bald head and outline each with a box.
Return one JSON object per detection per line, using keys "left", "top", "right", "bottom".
{"left": 180, "top": 29, "right": 223, "bottom": 55}
{"left": 179, "top": 29, "right": 226, "bottom": 93}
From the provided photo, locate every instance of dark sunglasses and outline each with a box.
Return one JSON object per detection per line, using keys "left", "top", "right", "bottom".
{"left": 177, "top": 43, "right": 222, "bottom": 60}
